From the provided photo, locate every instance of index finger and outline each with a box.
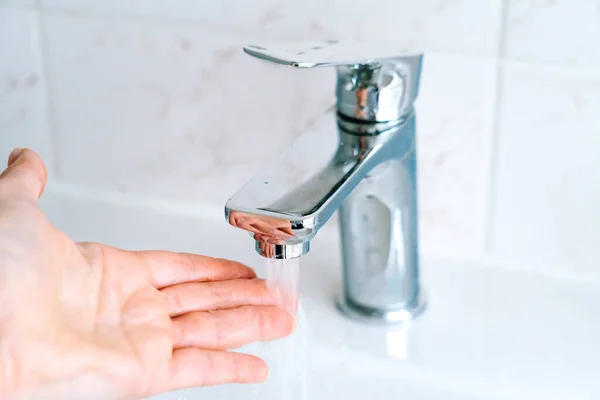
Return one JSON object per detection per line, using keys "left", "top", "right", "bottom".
{"left": 134, "top": 250, "right": 257, "bottom": 289}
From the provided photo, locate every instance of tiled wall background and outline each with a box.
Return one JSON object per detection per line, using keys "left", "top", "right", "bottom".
{"left": 1, "top": 0, "right": 599, "bottom": 278}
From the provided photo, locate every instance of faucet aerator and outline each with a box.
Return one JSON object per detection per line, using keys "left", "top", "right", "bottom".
{"left": 255, "top": 241, "right": 310, "bottom": 260}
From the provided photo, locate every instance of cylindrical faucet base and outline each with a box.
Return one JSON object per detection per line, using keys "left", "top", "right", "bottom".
{"left": 336, "top": 289, "right": 426, "bottom": 325}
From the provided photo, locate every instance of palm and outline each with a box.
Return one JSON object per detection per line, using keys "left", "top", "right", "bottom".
{"left": 0, "top": 149, "right": 294, "bottom": 400}
{"left": 63, "top": 242, "right": 177, "bottom": 399}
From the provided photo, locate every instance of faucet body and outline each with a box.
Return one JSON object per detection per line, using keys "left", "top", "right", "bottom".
{"left": 225, "top": 41, "right": 426, "bottom": 323}
{"left": 336, "top": 115, "right": 423, "bottom": 322}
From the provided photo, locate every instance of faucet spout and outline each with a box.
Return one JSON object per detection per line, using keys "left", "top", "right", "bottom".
{"left": 225, "top": 114, "right": 411, "bottom": 259}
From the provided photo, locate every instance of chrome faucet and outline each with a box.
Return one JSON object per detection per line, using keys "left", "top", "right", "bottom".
{"left": 225, "top": 41, "right": 426, "bottom": 324}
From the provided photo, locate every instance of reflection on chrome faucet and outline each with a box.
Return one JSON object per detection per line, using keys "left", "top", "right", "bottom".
{"left": 228, "top": 211, "right": 295, "bottom": 240}
{"left": 227, "top": 211, "right": 304, "bottom": 258}
{"left": 224, "top": 40, "right": 426, "bottom": 325}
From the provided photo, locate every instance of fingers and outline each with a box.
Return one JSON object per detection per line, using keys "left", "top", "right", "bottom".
{"left": 134, "top": 250, "right": 257, "bottom": 289}
{"left": 162, "top": 278, "right": 275, "bottom": 317}
{"left": 0, "top": 148, "right": 47, "bottom": 200}
{"left": 172, "top": 305, "right": 294, "bottom": 350}
{"left": 163, "top": 348, "right": 267, "bottom": 392}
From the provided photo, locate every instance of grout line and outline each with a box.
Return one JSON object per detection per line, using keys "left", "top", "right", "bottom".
{"left": 482, "top": 0, "right": 510, "bottom": 256}
{"left": 482, "top": 68, "right": 503, "bottom": 255}
{"left": 33, "top": 6, "right": 61, "bottom": 178}
{"left": 497, "top": 0, "right": 510, "bottom": 59}
{"left": 481, "top": 66, "right": 501, "bottom": 256}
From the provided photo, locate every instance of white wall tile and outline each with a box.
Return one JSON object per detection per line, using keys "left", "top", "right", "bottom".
{"left": 417, "top": 54, "right": 496, "bottom": 257}
{"left": 0, "top": 8, "right": 54, "bottom": 172}
{"left": 490, "top": 63, "right": 600, "bottom": 276}
{"left": 40, "top": 0, "right": 503, "bottom": 56}
{"left": 505, "top": 0, "right": 600, "bottom": 68}
{"left": 41, "top": 13, "right": 334, "bottom": 205}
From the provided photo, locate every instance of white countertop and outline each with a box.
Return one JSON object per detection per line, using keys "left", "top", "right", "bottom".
{"left": 39, "top": 183, "right": 600, "bottom": 400}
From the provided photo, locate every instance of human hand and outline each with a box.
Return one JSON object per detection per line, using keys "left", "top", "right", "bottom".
{"left": 0, "top": 149, "right": 295, "bottom": 400}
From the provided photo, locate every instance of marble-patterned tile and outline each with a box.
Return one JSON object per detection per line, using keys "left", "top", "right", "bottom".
{"left": 505, "top": 0, "right": 600, "bottom": 68}
{"left": 41, "top": 13, "right": 334, "bottom": 205}
{"left": 0, "top": 8, "right": 54, "bottom": 173}
{"left": 39, "top": 0, "right": 503, "bottom": 56}
{"left": 490, "top": 62, "right": 600, "bottom": 276}
{"left": 416, "top": 54, "right": 496, "bottom": 257}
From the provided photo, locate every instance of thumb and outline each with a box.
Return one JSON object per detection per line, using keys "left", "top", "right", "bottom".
{"left": 0, "top": 148, "right": 47, "bottom": 200}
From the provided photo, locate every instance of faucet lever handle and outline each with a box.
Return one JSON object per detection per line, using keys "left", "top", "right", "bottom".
{"left": 243, "top": 40, "right": 420, "bottom": 68}
{"left": 243, "top": 40, "right": 423, "bottom": 122}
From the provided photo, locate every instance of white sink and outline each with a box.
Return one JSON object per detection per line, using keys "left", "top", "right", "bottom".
{"left": 40, "top": 186, "right": 600, "bottom": 400}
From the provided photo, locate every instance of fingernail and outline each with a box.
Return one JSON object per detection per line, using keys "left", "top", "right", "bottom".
{"left": 8, "top": 148, "right": 25, "bottom": 166}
